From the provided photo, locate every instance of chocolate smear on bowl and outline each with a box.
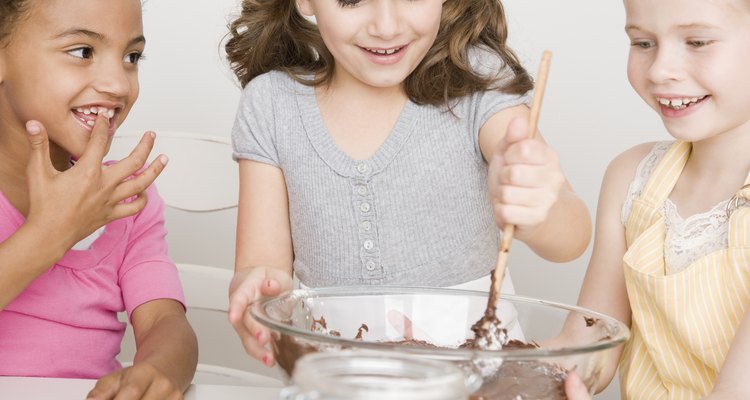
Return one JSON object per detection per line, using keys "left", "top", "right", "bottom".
{"left": 272, "top": 313, "right": 582, "bottom": 399}
{"left": 272, "top": 308, "right": 599, "bottom": 400}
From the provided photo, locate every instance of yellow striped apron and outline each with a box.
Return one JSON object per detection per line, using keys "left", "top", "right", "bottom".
{"left": 619, "top": 141, "right": 750, "bottom": 399}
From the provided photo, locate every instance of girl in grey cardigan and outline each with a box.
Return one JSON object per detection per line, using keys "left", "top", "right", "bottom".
{"left": 224, "top": 0, "right": 592, "bottom": 368}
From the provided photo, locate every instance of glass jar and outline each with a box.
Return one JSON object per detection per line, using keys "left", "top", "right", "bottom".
{"left": 280, "top": 350, "right": 470, "bottom": 400}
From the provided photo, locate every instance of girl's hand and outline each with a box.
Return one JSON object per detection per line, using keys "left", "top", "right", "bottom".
{"left": 565, "top": 371, "right": 592, "bottom": 400}
{"left": 86, "top": 363, "right": 182, "bottom": 400}
{"left": 24, "top": 114, "right": 167, "bottom": 252}
{"left": 228, "top": 266, "right": 293, "bottom": 367}
{"left": 487, "top": 116, "right": 564, "bottom": 237}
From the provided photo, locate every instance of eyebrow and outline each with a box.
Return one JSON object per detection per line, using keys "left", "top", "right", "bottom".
{"left": 625, "top": 23, "right": 720, "bottom": 32}
{"left": 53, "top": 28, "right": 146, "bottom": 46}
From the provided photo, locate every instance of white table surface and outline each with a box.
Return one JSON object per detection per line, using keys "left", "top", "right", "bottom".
{"left": 0, "top": 376, "right": 281, "bottom": 400}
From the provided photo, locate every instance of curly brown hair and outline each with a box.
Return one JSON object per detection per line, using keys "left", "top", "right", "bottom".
{"left": 225, "top": 0, "right": 533, "bottom": 106}
{"left": 0, "top": 0, "right": 30, "bottom": 46}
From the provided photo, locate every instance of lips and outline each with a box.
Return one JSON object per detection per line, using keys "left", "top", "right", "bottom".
{"left": 363, "top": 46, "right": 403, "bottom": 55}
{"left": 656, "top": 95, "right": 710, "bottom": 118}
{"left": 656, "top": 95, "right": 709, "bottom": 110}
{"left": 359, "top": 44, "right": 409, "bottom": 66}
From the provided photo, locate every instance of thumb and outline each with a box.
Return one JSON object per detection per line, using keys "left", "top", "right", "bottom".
{"left": 504, "top": 116, "right": 532, "bottom": 145}
{"left": 260, "top": 278, "right": 283, "bottom": 296}
{"left": 228, "top": 289, "right": 254, "bottom": 324}
{"left": 565, "top": 371, "right": 591, "bottom": 400}
{"left": 25, "top": 120, "right": 56, "bottom": 178}
{"left": 492, "top": 116, "right": 530, "bottom": 164}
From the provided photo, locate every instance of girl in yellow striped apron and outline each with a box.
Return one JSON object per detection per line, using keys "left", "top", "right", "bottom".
{"left": 565, "top": 0, "right": 750, "bottom": 398}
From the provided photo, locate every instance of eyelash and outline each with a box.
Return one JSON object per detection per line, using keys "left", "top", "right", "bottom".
{"left": 66, "top": 47, "right": 145, "bottom": 65}
{"left": 687, "top": 39, "right": 714, "bottom": 48}
{"left": 629, "top": 39, "right": 715, "bottom": 50}
{"left": 336, "top": 0, "right": 418, "bottom": 8}
{"left": 338, "top": 0, "right": 360, "bottom": 7}
{"left": 630, "top": 40, "right": 654, "bottom": 49}
{"left": 125, "top": 52, "right": 145, "bottom": 65}
{"left": 67, "top": 46, "right": 94, "bottom": 59}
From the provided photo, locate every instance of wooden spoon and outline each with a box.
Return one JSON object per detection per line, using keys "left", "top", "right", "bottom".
{"left": 470, "top": 51, "right": 553, "bottom": 350}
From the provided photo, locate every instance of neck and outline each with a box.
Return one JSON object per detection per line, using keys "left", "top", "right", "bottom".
{"left": 0, "top": 135, "right": 31, "bottom": 215}
{"left": 688, "top": 127, "right": 750, "bottom": 179}
{"left": 0, "top": 122, "right": 73, "bottom": 216}
{"left": 323, "top": 70, "right": 408, "bottom": 106}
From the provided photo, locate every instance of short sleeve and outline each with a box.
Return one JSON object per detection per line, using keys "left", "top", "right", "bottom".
{"left": 460, "top": 47, "right": 532, "bottom": 156}
{"left": 118, "top": 185, "right": 185, "bottom": 317}
{"left": 231, "top": 73, "right": 281, "bottom": 167}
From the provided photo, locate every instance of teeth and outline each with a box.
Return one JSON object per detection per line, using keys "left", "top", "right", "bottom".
{"left": 657, "top": 95, "right": 706, "bottom": 110}
{"left": 366, "top": 47, "right": 400, "bottom": 55}
{"left": 75, "top": 106, "right": 115, "bottom": 119}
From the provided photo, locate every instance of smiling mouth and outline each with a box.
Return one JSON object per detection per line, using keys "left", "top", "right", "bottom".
{"left": 363, "top": 46, "right": 403, "bottom": 55}
{"left": 657, "top": 95, "right": 709, "bottom": 110}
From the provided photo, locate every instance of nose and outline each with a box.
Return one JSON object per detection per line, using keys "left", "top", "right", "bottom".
{"left": 647, "top": 44, "right": 685, "bottom": 83}
{"left": 92, "top": 57, "right": 133, "bottom": 98}
{"left": 367, "top": 1, "right": 401, "bottom": 40}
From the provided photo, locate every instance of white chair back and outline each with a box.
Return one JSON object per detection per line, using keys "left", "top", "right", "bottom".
{"left": 107, "top": 131, "right": 239, "bottom": 212}
{"left": 110, "top": 132, "right": 283, "bottom": 386}
{"left": 108, "top": 131, "right": 238, "bottom": 269}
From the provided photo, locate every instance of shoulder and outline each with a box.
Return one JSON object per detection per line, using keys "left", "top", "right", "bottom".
{"left": 245, "top": 70, "right": 293, "bottom": 88}
{"left": 599, "top": 142, "right": 663, "bottom": 211}
{"left": 605, "top": 141, "right": 671, "bottom": 184}
{"left": 606, "top": 142, "right": 658, "bottom": 179}
{"left": 239, "top": 70, "right": 297, "bottom": 101}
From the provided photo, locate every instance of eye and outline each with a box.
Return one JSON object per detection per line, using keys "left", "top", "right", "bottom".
{"left": 337, "top": 0, "right": 360, "bottom": 7}
{"left": 124, "top": 51, "right": 145, "bottom": 65}
{"left": 687, "top": 39, "right": 714, "bottom": 48}
{"left": 68, "top": 46, "right": 94, "bottom": 59}
{"left": 630, "top": 40, "right": 654, "bottom": 49}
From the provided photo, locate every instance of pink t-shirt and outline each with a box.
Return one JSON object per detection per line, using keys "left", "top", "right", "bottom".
{"left": 0, "top": 184, "right": 185, "bottom": 379}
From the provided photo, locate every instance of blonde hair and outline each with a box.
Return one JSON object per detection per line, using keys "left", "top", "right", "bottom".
{"left": 226, "top": 0, "right": 532, "bottom": 106}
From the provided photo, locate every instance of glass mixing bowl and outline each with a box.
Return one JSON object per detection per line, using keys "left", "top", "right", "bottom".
{"left": 250, "top": 286, "right": 629, "bottom": 399}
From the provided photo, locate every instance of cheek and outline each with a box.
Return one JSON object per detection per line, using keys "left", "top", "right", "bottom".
{"left": 415, "top": 7, "right": 442, "bottom": 37}
{"left": 626, "top": 54, "right": 644, "bottom": 90}
{"left": 131, "top": 75, "right": 140, "bottom": 101}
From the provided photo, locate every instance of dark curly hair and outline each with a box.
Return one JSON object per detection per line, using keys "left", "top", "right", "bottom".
{"left": 225, "top": 0, "right": 533, "bottom": 106}
{"left": 0, "top": 0, "right": 31, "bottom": 46}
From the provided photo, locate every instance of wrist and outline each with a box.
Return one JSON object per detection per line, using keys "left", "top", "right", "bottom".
{"left": 15, "top": 221, "right": 70, "bottom": 265}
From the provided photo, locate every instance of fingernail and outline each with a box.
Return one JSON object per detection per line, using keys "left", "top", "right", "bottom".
{"left": 158, "top": 155, "right": 169, "bottom": 165}
{"left": 26, "top": 121, "right": 41, "bottom": 135}
{"left": 148, "top": 131, "right": 156, "bottom": 139}
{"left": 262, "top": 355, "right": 270, "bottom": 366}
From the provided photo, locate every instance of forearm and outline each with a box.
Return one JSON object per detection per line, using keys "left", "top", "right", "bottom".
{"left": 0, "top": 223, "right": 68, "bottom": 310}
{"left": 705, "top": 308, "right": 750, "bottom": 400}
{"left": 703, "top": 388, "right": 748, "bottom": 400}
{"left": 133, "top": 313, "right": 198, "bottom": 392}
{"left": 703, "top": 392, "right": 746, "bottom": 400}
{"left": 516, "top": 189, "right": 592, "bottom": 262}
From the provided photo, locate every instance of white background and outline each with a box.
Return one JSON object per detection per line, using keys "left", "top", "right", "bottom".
{"left": 121, "top": 2, "right": 670, "bottom": 397}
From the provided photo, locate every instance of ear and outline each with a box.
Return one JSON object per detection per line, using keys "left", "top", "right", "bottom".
{"left": 296, "top": 0, "right": 314, "bottom": 17}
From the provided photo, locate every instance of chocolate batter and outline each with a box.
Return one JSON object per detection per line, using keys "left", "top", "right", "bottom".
{"left": 271, "top": 315, "right": 576, "bottom": 399}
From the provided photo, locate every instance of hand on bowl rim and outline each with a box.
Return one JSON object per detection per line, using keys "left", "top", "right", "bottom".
{"left": 228, "top": 266, "right": 293, "bottom": 367}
